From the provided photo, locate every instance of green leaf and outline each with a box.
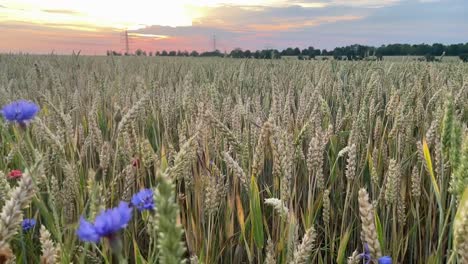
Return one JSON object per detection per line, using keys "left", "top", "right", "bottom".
{"left": 132, "top": 238, "right": 148, "bottom": 264}
{"left": 422, "top": 138, "right": 441, "bottom": 202}
{"left": 454, "top": 187, "right": 468, "bottom": 248}
{"left": 426, "top": 252, "right": 441, "bottom": 264}
{"left": 250, "top": 175, "right": 264, "bottom": 248}
{"left": 375, "top": 212, "right": 384, "bottom": 252}
{"left": 336, "top": 227, "right": 351, "bottom": 264}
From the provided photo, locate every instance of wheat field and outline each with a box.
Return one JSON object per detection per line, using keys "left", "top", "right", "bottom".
{"left": 0, "top": 54, "right": 467, "bottom": 264}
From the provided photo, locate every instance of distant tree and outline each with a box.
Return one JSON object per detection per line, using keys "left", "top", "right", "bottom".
{"left": 259, "top": 50, "right": 270, "bottom": 59}
{"left": 254, "top": 49, "right": 281, "bottom": 59}
{"left": 161, "top": 50, "right": 168, "bottom": 56}
{"left": 190, "top": 50, "right": 199, "bottom": 57}
{"left": 313, "top": 48, "right": 321, "bottom": 57}
{"left": 432, "top": 43, "right": 445, "bottom": 56}
{"left": 135, "top": 49, "right": 144, "bottom": 56}
{"left": 106, "top": 50, "right": 122, "bottom": 56}
{"left": 253, "top": 50, "right": 260, "bottom": 59}
{"left": 155, "top": 51, "right": 161, "bottom": 56}
{"left": 179, "top": 51, "right": 184, "bottom": 56}
{"left": 281, "top": 48, "right": 294, "bottom": 56}
{"left": 230, "top": 48, "right": 245, "bottom": 58}
{"left": 293, "top": 47, "right": 301, "bottom": 56}
{"left": 169, "top": 51, "right": 176, "bottom": 56}
{"left": 148, "top": 51, "right": 153, "bottom": 56}
{"left": 447, "top": 45, "right": 459, "bottom": 56}
{"left": 244, "top": 50, "right": 251, "bottom": 58}
{"left": 330, "top": 44, "right": 373, "bottom": 60}
{"left": 306, "top": 46, "right": 320, "bottom": 59}
{"left": 200, "top": 50, "right": 223, "bottom": 57}
{"left": 412, "top": 44, "right": 431, "bottom": 55}
{"left": 459, "top": 54, "right": 468, "bottom": 62}
{"left": 272, "top": 49, "right": 281, "bottom": 59}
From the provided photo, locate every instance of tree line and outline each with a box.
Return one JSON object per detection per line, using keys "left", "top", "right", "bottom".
{"left": 107, "top": 42, "right": 468, "bottom": 61}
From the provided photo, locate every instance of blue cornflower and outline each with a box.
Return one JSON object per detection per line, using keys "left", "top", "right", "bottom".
{"left": 76, "top": 201, "right": 132, "bottom": 243}
{"left": 358, "top": 244, "right": 392, "bottom": 264}
{"left": 358, "top": 244, "right": 371, "bottom": 264}
{"left": 0, "top": 100, "right": 40, "bottom": 125}
{"left": 131, "top": 188, "right": 154, "bottom": 211}
{"left": 378, "top": 256, "right": 392, "bottom": 264}
{"left": 22, "top": 218, "right": 36, "bottom": 231}
{"left": 76, "top": 217, "right": 100, "bottom": 242}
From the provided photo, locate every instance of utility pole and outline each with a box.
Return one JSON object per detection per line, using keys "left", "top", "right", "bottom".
{"left": 213, "top": 34, "right": 217, "bottom": 51}
{"left": 125, "top": 30, "right": 130, "bottom": 55}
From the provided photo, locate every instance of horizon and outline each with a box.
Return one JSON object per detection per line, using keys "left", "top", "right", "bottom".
{"left": 3, "top": 42, "right": 468, "bottom": 56}
{"left": 1, "top": 0, "right": 467, "bottom": 55}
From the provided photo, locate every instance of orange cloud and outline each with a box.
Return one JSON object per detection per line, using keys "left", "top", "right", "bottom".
{"left": 128, "top": 33, "right": 170, "bottom": 40}
{"left": 41, "top": 9, "right": 83, "bottom": 15}
{"left": 0, "top": 22, "right": 119, "bottom": 54}
{"left": 247, "top": 15, "right": 363, "bottom": 31}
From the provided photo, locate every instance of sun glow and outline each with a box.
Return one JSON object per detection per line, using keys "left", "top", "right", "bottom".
{"left": 1, "top": 0, "right": 196, "bottom": 30}
{"left": 128, "top": 33, "right": 169, "bottom": 39}
{"left": 1, "top": 0, "right": 328, "bottom": 30}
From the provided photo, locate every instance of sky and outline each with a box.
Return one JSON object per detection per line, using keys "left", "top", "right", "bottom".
{"left": 0, "top": 0, "right": 467, "bottom": 54}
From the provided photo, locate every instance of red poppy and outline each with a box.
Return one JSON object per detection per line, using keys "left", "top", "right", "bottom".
{"left": 7, "top": 170, "right": 22, "bottom": 179}
{"left": 132, "top": 158, "right": 140, "bottom": 169}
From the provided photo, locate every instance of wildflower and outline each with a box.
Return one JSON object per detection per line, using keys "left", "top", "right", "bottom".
{"left": 7, "top": 170, "right": 22, "bottom": 180}
{"left": 378, "top": 256, "right": 392, "bottom": 264}
{"left": 1, "top": 100, "right": 40, "bottom": 125}
{"left": 76, "top": 201, "right": 132, "bottom": 243}
{"left": 132, "top": 157, "right": 140, "bottom": 168}
{"left": 22, "top": 218, "right": 36, "bottom": 231}
{"left": 76, "top": 217, "right": 100, "bottom": 242}
{"left": 358, "top": 244, "right": 371, "bottom": 264}
{"left": 358, "top": 244, "right": 392, "bottom": 264}
{"left": 131, "top": 188, "right": 154, "bottom": 212}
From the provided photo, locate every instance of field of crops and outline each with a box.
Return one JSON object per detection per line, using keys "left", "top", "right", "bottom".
{"left": 0, "top": 55, "right": 467, "bottom": 264}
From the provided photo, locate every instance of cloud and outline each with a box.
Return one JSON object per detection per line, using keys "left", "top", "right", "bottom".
{"left": 0, "top": 0, "right": 466, "bottom": 54}
{"left": 0, "top": 22, "right": 120, "bottom": 54}
{"left": 191, "top": 4, "right": 368, "bottom": 29}
{"left": 324, "top": 0, "right": 401, "bottom": 7}
{"left": 246, "top": 15, "right": 362, "bottom": 31}
{"left": 129, "top": 0, "right": 466, "bottom": 51}
{"left": 128, "top": 33, "right": 170, "bottom": 40}
{"left": 189, "top": 0, "right": 400, "bottom": 8}
{"left": 290, "top": 2, "right": 328, "bottom": 8}
{"left": 129, "top": 4, "right": 369, "bottom": 50}
{"left": 41, "top": 9, "right": 83, "bottom": 15}
{"left": 282, "top": 0, "right": 468, "bottom": 47}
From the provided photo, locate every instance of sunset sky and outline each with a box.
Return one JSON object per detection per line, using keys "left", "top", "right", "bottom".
{"left": 1, "top": 0, "right": 467, "bottom": 54}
